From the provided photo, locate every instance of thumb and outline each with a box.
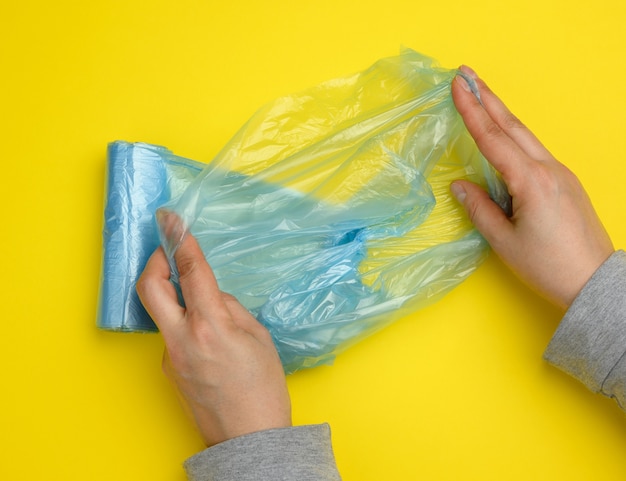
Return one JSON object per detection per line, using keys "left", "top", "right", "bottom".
{"left": 173, "top": 231, "right": 233, "bottom": 323}
{"left": 450, "top": 180, "right": 513, "bottom": 248}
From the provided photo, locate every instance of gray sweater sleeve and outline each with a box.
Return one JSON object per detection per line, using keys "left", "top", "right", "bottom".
{"left": 183, "top": 424, "right": 342, "bottom": 481}
{"left": 544, "top": 250, "right": 626, "bottom": 409}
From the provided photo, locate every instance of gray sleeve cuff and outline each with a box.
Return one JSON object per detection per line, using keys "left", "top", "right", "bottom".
{"left": 183, "top": 424, "right": 342, "bottom": 481}
{"left": 544, "top": 250, "right": 626, "bottom": 407}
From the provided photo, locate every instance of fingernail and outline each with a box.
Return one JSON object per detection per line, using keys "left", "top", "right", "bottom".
{"left": 459, "top": 65, "right": 478, "bottom": 79}
{"left": 455, "top": 74, "right": 472, "bottom": 92}
{"left": 456, "top": 69, "right": 483, "bottom": 105}
{"left": 450, "top": 182, "right": 467, "bottom": 203}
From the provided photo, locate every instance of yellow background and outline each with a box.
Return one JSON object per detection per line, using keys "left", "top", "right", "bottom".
{"left": 1, "top": 0, "right": 625, "bottom": 479}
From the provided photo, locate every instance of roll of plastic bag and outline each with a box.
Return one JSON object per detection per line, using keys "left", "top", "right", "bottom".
{"left": 97, "top": 142, "right": 204, "bottom": 331}
{"left": 98, "top": 49, "right": 510, "bottom": 373}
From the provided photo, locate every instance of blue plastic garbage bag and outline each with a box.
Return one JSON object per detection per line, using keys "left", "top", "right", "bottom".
{"left": 98, "top": 49, "right": 509, "bottom": 374}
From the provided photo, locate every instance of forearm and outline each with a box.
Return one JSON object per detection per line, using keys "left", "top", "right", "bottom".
{"left": 184, "top": 424, "right": 342, "bottom": 481}
{"left": 544, "top": 250, "right": 626, "bottom": 409}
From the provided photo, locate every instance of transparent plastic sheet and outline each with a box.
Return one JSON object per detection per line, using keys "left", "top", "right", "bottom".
{"left": 98, "top": 49, "right": 510, "bottom": 373}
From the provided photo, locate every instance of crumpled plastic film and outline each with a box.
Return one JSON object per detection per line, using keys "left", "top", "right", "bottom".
{"left": 98, "top": 49, "right": 510, "bottom": 373}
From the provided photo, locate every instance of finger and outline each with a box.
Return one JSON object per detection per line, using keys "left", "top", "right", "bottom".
{"left": 173, "top": 231, "right": 233, "bottom": 326}
{"left": 157, "top": 209, "right": 232, "bottom": 323}
{"left": 136, "top": 247, "right": 186, "bottom": 334}
{"left": 451, "top": 180, "right": 514, "bottom": 250}
{"left": 459, "top": 66, "right": 553, "bottom": 162}
{"left": 157, "top": 208, "right": 187, "bottom": 257}
{"left": 452, "top": 74, "right": 528, "bottom": 185}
